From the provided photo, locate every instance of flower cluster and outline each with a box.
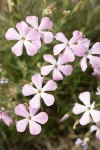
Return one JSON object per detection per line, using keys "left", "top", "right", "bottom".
{"left": 1, "top": 15, "right": 100, "bottom": 141}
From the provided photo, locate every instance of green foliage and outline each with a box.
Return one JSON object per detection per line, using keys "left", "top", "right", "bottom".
{"left": 0, "top": 0, "right": 100, "bottom": 149}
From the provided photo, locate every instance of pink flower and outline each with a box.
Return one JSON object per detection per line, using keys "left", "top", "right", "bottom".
{"left": 15, "top": 104, "right": 48, "bottom": 135}
{"left": 73, "top": 91, "right": 100, "bottom": 125}
{"left": 5, "top": 21, "right": 41, "bottom": 56}
{"left": 26, "top": 16, "right": 53, "bottom": 44}
{"left": 75, "top": 138, "right": 89, "bottom": 150}
{"left": 90, "top": 122, "right": 100, "bottom": 140}
{"left": 96, "top": 87, "right": 100, "bottom": 95}
{"left": 53, "top": 31, "right": 87, "bottom": 62}
{"left": 80, "top": 42, "right": 100, "bottom": 71}
{"left": 22, "top": 74, "right": 57, "bottom": 108}
{"left": 0, "top": 107, "right": 13, "bottom": 126}
{"left": 41, "top": 54, "right": 73, "bottom": 80}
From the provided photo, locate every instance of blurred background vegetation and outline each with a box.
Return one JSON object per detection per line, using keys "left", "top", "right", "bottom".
{"left": 0, "top": 0, "right": 100, "bottom": 149}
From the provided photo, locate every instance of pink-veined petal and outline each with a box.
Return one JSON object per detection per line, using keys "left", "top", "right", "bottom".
{"left": 29, "top": 94, "right": 41, "bottom": 108}
{"left": 24, "top": 41, "right": 38, "bottom": 56}
{"left": 29, "top": 107, "right": 39, "bottom": 116}
{"left": 63, "top": 47, "right": 75, "bottom": 63}
{"left": 80, "top": 111, "right": 91, "bottom": 125}
{"left": 41, "top": 93, "right": 55, "bottom": 106}
{"left": 90, "top": 109, "right": 100, "bottom": 123}
{"left": 33, "top": 112, "right": 48, "bottom": 124}
{"left": 26, "top": 30, "right": 40, "bottom": 41}
{"left": 53, "top": 68, "right": 63, "bottom": 80}
{"left": 31, "top": 74, "right": 43, "bottom": 89}
{"left": 41, "top": 65, "right": 54, "bottom": 76}
{"left": 15, "top": 104, "right": 29, "bottom": 117}
{"left": 5, "top": 28, "right": 21, "bottom": 40}
{"left": 71, "top": 44, "right": 87, "bottom": 57}
{"left": 69, "top": 30, "right": 82, "bottom": 44}
{"left": 79, "top": 92, "right": 90, "bottom": 107}
{"left": 39, "top": 17, "right": 53, "bottom": 30}
{"left": 2, "top": 112, "right": 13, "bottom": 126}
{"left": 55, "top": 32, "right": 68, "bottom": 43}
{"left": 58, "top": 65, "right": 73, "bottom": 76}
{"left": 32, "top": 41, "right": 41, "bottom": 50}
{"left": 12, "top": 40, "right": 23, "bottom": 56}
{"left": 91, "top": 42, "right": 100, "bottom": 55}
{"left": 53, "top": 44, "right": 66, "bottom": 55}
{"left": 72, "top": 103, "right": 87, "bottom": 114}
{"left": 29, "top": 120, "right": 41, "bottom": 135}
{"left": 22, "top": 84, "right": 37, "bottom": 96}
{"left": 43, "top": 54, "right": 56, "bottom": 64}
{"left": 26, "top": 16, "right": 38, "bottom": 29}
{"left": 16, "top": 119, "right": 28, "bottom": 132}
{"left": 42, "top": 80, "right": 57, "bottom": 92}
{"left": 80, "top": 56, "right": 87, "bottom": 72}
{"left": 88, "top": 55, "right": 100, "bottom": 69}
{"left": 16, "top": 21, "right": 30, "bottom": 37}
{"left": 40, "top": 31, "right": 53, "bottom": 44}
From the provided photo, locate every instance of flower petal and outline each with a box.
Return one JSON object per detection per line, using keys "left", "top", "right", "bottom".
{"left": 24, "top": 41, "right": 38, "bottom": 56}
{"left": 29, "top": 107, "right": 39, "bottom": 116}
{"left": 22, "top": 84, "right": 37, "bottom": 96}
{"left": 29, "top": 120, "right": 41, "bottom": 135}
{"left": 2, "top": 112, "right": 13, "bottom": 126}
{"left": 63, "top": 47, "right": 75, "bottom": 63}
{"left": 80, "top": 111, "right": 91, "bottom": 125}
{"left": 41, "top": 65, "right": 54, "bottom": 76}
{"left": 15, "top": 104, "right": 29, "bottom": 117}
{"left": 26, "top": 16, "right": 38, "bottom": 29}
{"left": 29, "top": 94, "right": 41, "bottom": 108}
{"left": 90, "top": 110, "right": 100, "bottom": 123}
{"left": 58, "top": 65, "right": 73, "bottom": 76}
{"left": 41, "top": 93, "right": 55, "bottom": 106}
{"left": 43, "top": 54, "right": 56, "bottom": 64}
{"left": 42, "top": 80, "right": 57, "bottom": 92}
{"left": 12, "top": 41, "right": 23, "bottom": 56}
{"left": 5, "top": 28, "right": 21, "bottom": 40}
{"left": 33, "top": 112, "right": 48, "bottom": 124}
{"left": 53, "top": 68, "right": 63, "bottom": 80}
{"left": 55, "top": 32, "right": 68, "bottom": 43}
{"left": 71, "top": 44, "right": 87, "bottom": 57}
{"left": 80, "top": 56, "right": 87, "bottom": 72}
{"left": 53, "top": 44, "right": 66, "bottom": 55}
{"left": 69, "top": 30, "right": 82, "bottom": 45}
{"left": 90, "top": 125, "right": 97, "bottom": 132}
{"left": 16, "top": 21, "right": 30, "bottom": 37}
{"left": 91, "top": 42, "right": 100, "bottom": 55}
{"left": 32, "top": 41, "right": 41, "bottom": 50}
{"left": 26, "top": 30, "right": 40, "bottom": 41}
{"left": 31, "top": 74, "right": 43, "bottom": 89}
{"left": 40, "top": 31, "right": 53, "bottom": 44}
{"left": 72, "top": 103, "right": 87, "bottom": 114}
{"left": 79, "top": 92, "right": 90, "bottom": 107}
{"left": 16, "top": 119, "right": 28, "bottom": 132}
{"left": 39, "top": 17, "right": 53, "bottom": 30}
{"left": 96, "top": 129, "right": 100, "bottom": 140}
{"left": 88, "top": 55, "right": 100, "bottom": 69}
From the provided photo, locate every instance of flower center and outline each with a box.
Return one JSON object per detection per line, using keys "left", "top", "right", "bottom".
{"left": 28, "top": 116, "right": 32, "bottom": 120}
{"left": 54, "top": 64, "right": 58, "bottom": 68}
{"left": 22, "top": 37, "right": 25, "bottom": 41}
{"left": 87, "top": 107, "right": 91, "bottom": 111}
{"left": 38, "top": 89, "right": 42, "bottom": 93}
